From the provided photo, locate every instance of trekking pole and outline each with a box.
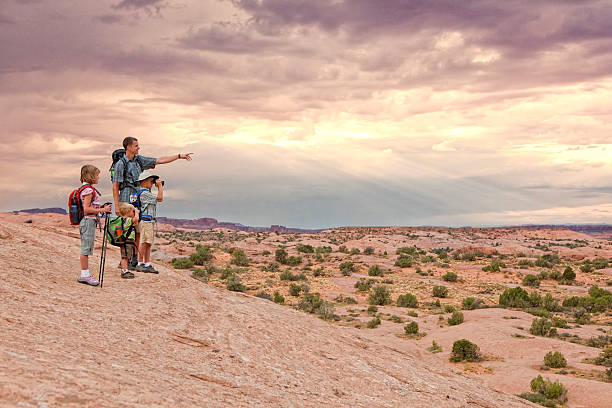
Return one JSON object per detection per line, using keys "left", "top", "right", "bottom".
{"left": 99, "top": 214, "right": 110, "bottom": 288}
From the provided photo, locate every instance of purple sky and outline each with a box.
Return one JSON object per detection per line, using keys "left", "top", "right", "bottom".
{"left": 2, "top": 0, "right": 612, "bottom": 228}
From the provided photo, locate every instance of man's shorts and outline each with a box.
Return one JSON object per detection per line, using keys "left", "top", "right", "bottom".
{"left": 138, "top": 221, "right": 155, "bottom": 244}
{"left": 79, "top": 217, "right": 97, "bottom": 256}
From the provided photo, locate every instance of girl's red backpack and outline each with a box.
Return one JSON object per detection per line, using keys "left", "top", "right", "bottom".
{"left": 68, "top": 184, "right": 92, "bottom": 225}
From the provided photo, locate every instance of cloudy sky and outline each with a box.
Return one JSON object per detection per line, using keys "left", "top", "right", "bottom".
{"left": 2, "top": 0, "right": 612, "bottom": 228}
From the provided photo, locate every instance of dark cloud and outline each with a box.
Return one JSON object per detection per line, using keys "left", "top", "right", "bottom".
{"left": 113, "top": 0, "right": 167, "bottom": 10}
{"left": 93, "top": 14, "right": 124, "bottom": 24}
{"left": 0, "top": 14, "right": 14, "bottom": 24}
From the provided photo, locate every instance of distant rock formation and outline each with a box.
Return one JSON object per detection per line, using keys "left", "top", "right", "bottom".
{"left": 14, "top": 207, "right": 67, "bottom": 215}
{"left": 155, "top": 217, "right": 324, "bottom": 234}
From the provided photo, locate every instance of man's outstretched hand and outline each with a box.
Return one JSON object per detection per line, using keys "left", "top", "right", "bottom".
{"left": 180, "top": 153, "right": 194, "bottom": 161}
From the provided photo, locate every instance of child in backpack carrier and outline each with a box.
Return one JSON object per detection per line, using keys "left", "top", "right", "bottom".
{"left": 117, "top": 202, "right": 140, "bottom": 279}
{"left": 76, "top": 165, "right": 111, "bottom": 286}
{"left": 134, "top": 171, "right": 163, "bottom": 274}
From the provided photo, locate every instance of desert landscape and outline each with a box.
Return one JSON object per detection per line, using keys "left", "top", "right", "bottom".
{"left": 1, "top": 211, "right": 611, "bottom": 407}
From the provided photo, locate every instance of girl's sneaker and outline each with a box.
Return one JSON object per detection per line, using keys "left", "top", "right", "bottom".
{"left": 77, "top": 275, "right": 100, "bottom": 286}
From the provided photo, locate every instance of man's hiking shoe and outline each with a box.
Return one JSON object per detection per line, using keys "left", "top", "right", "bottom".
{"left": 77, "top": 275, "right": 100, "bottom": 286}
{"left": 120, "top": 271, "right": 135, "bottom": 279}
{"left": 128, "top": 263, "right": 138, "bottom": 271}
{"left": 136, "top": 264, "right": 158, "bottom": 274}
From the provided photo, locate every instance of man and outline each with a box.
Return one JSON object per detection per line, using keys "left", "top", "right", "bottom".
{"left": 112, "top": 136, "right": 193, "bottom": 267}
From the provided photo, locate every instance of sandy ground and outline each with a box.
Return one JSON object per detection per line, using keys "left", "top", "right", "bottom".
{"left": 0, "top": 217, "right": 538, "bottom": 408}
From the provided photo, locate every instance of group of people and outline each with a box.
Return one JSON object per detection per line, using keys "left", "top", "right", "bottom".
{"left": 77, "top": 137, "right": 193, "bottom": 286}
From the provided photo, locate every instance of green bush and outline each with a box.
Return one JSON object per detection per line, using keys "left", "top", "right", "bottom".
{"left": 255, "top": 291, "right": 272, "bottom": 301}
{"left": 316, "top": 246, "right": 332, "bottom": 255}
{"left": 230, "top": 249, "right": 249, "bottom": 266}
{"left": 499, "top": 286, "right": 531, "bottom": 308}
{"left": 562, "top": 266, "right": 576, "bottom": 281}
{"left": 518, "top": 259, "right": 535, "bottom": 268}
{"left": 397, "top": 293, "right": 418, "bottom": 308}
{"left": 428, "top": 341, "right": 443, "bottom": 353}
{"left": 394, "top": 254, "right": 414, "bottom": 268}
{"left": 367, "top": 305, "right": 378, "bottom": 314}
{"left": 368, "top": 265, "right": 385, "bottom": 277}
{"left": 354, "top": 278, "right": 374, "bottom": 292}
{"left": 289, "top": 283, "right": 303, "bottom": 296}
{"left": 530, "top": 318, "right": 555, "bottom": 337}
{"left": 171, "top": 257, "right": 194, "bottom": 269}
{"left": 462, "top": 297, "right": 482, "bottom": 310}
{"left": 273, "top": 291, "right": 285, "bottom": 304}
{"left": 482, "top": 260, "right": 506, "bottom": 272}
{"left": 366, "top": 317, "right": 381, "bottom": 328}
{"left": 443, "top": 305, "right": 455, "bottom": 313}
{"left": 312, "top": 267, "right": 326, "bottom": 277}
{"left": 397, "top": 246, "right": 420, "bottom": 256}
{"left": 404, "top": 321, "right": 419, "bottom": 335}
{"left": 190, "top": 245, "right": 213, "bottom": 265}
{"left": 448, "top": 311, "right": 464, "bottom": 326}
{"left": 340, "top": 261, "right": 357, "bottom": 276}
{"left": 522, "top": 274, "right": 541, "bottom": 287}
{"left": 226, "top": 275, "right": 246, "bottom": 292}
{"left": 593, "top": 257, "right": 609, "bottom": 269}
{"left": 517, "top": 393, "right": 548, "bottom": 406}
{"left": 593, "top": 346, "right": 612, "bottom": 367}
{"left": 364, "top": 246, "right": 375, "bottom": 255}
{"left": 368, "top": 285, "right": 392, "bottom": 305}
{"left": 298, "top": 293, "right": 335, "bottom": 320}
{"left": 442, "top": 272, "right": 457, "bottom": 282}
{"left": 450, "top": 339, "right": 481, "bottom": 362}
{"left": 279, "top": 270, "right": 308, "bottom": 281}
{"left": 551, "top": 316, "right": 568, "bottom": 328}
{"left": 530, "top": 375, "right": 568, "bottom": 404}
{"left": 275, "top": 248, "right": 288, "bottom": 264}
{"left": 432, "top": 285, "right": 448, "bottom": 298}
{"left": 338, "top": 245, "right": 348, "bottom": 253}
{"left": 296, "top": 244, "right": 314, "bottom": 253}
{"left": 286, "top": 255, "right": 302, "bottom": 266}
{"left": 544, "top": 351, "right": 567, "bottom": 368}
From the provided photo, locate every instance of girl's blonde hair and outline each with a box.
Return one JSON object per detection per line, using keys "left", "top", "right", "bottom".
{"left": 80, "top": 165, "right": 100, "bottom": 184}
{"left": 119, "top": 202, "right": 136, "bottom": 216}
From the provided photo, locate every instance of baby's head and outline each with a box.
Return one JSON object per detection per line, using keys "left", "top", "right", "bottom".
{"left": 119, "top": 202, "right": 136, "bottom": 217}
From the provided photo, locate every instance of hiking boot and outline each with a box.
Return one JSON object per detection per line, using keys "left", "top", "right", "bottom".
{"left": 120, "top": 270, "right": 135, "bottom": 279}
{"left": 142, "top": 265, "right": 158, "bottom": 274}
{"left": 77, "top": 275, "right": 100, "bottom": 286}
{"left": 128, "top": 263, "right": 138, "bottom": 271}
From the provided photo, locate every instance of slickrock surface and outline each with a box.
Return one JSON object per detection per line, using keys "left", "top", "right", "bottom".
{"left": 0, "top": 220, "right": 536, "bottom": 407}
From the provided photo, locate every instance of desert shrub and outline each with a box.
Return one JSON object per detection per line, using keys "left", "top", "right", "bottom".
{"left": 226, "top": 275, "right": 246, "bottom": 292}
{"left": 562, "top": 266, "right": 575, "bottom": 281}
{"left": 367, "top": 305, "right": 378, "bottom": 314}
{"left": 551, "top": 316, "right": 568, "bottom": 328}
{"left": 580, "top": 261, "right": 594, "bottom": 273}
{"left": 593, "top": 257, "right": 609, "bottom": 269}
{"left": 428, "top": 341, "right": 443, "bottom": 353}
{"left": 432, "top": 285, "right": 448, "bottom": 298}
{"left": 275, "top": 248, "right": 288, "bottom": 264}
{"left": 191, "top": 268, "right": 208, "bottom": 282}
{"left": 296, "top": 244, "right": 314, "bottom": 253}
{"left": 230, "top": 249, "right": 249, "bottom": 266}
{"left": 255, "top": 291, "right": 272, "bottom": 301}
{"left": 482, "top": 260, "right": 506, "bottom": 272}
{"left": 369, "top": 285, "right": 392, "bottom": 305}
{"left": 368, "top": 265, "right": 385, "bottom": 277}
{"left": 298, "top": 293, "right": 335, "bottom": 320}
{"left": 171, "top": 257, "right": 194, "bottom": 269}
{"left": 289, "top": 283, "right": 303, "bottom": 296}
{"left": 404, "top": 321, "right": 419, "bottom": 335}
{"left": 279, "top": 270, "right": 308, "bottom": 281}
{"left": 448, "top": 311, "right": 464, "bottom": 326}
{"left": 262, "top": 262, "right": 280, "bottom": 272}
{"left": 462, "top": 297, "right": 483, "bottom": 310}
{"left": 443, "top": 305, "right": 455, "bottom": 313}
{"left": 535, "top": 253, "right": 561, "bottom": 268}
{"left": 354, "top": 278, "right": 374, "bottom": 292}
{"left": 366, "top": 317, "right": 381, "bottom": 328}
{"left": 312, "top": 267, "right": 326, "bottom": 277}
{"left": 261, "top": 250, "right": 271, "bottom": 256}
{"left": 397, "top": 293, "right": 418, "bottom": 308}
{"left": 523, "top": 274, "right": 541, "bottom": 287}
{"left": 397, "top": 246, "right": 420, "bottom": 256}
{"left": 530, "top": 318, "right": 555, "bottom": 337}
{"left": 338, "top": 245, "right": 348, "bottom": 253}
{"left": 394, "top": 255, "right": 414, "bottom": 268}
{"left": 529, "top": 375, "right": 568, "bottom": 404}
{"left": 593, "top": 346, "right": 612, "bottom": 367}
{"left": 544, "top": 351, "right": 567, "bottom": 368}
{"left": 364, "top": 246, "right": 375, "bottom": 255}
{"left": 286, "top": 255, "right": 302, "bottom": 266}
{"left": 442, "top": 272, "right": 458, "bottom": 282}
{"left": 518, "top": 259, "right": 535, "bottom": 268}
{"left": 190, "top": 245, "right": 213, "bottom": 265}
{"left": 340, "top": 261, "right": 357, "bottom": 276}
{"left": 562, "top": 286, "right": 612, "bottom": 313}
{"left": 450, "top": 339, "right": 481, "bottom": 362}
{"left": 316, "top": 246, "right": 332, "bottom": 255}
{"left": 334, "top": 294, "right": 357, "bottom": 304}
{"left": 389, "top": 315, "right": 403, "bottom": 323}
{"left": 273, "top": 291, "right": 285, "bottom": 304}
{"left": 499, "top": 286, "right": 531, "bottom": 308}
{"left": 543, "top": 294, "right": 560, "bottom": 312}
